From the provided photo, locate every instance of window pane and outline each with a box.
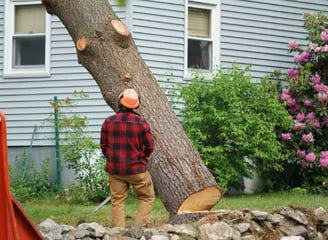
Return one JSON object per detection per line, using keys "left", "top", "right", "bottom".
{"left": 15, "top": 5, "right": 45, "bottom": 33}
{"left": 188, "top": 39, "right": 212, "bottom": 70}
{"left": 13, "top": 36, "right": 45, "bottom": 66}
{"left": 188, "top": 7, "right": 210, "bottom": 38}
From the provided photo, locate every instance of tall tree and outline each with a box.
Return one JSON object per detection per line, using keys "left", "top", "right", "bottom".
{"left": 42, "top": 0, "right": 223, "bottom": 222}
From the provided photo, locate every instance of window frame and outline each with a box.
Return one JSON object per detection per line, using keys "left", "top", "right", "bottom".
{"left": 185, "top": 0, "right": 220, "bottom": 78}
{"left": 4, "top": 0, "right": 51, "bottom": 78}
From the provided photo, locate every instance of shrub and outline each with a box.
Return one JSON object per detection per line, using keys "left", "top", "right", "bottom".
{"left": 10, "top": 150, "right": 55, "bottom": 202}
{"left": 178, "top": 64, "right": 291, "bottom": 191}
{"left": 279, "top": 11, "right": 328, "bottom": 194}
{"left": 47, "top": 90, "right": 109, "bottom": 202}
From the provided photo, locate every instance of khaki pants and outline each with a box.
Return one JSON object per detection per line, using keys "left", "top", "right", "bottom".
{"left": 108, "top": 171, "right": 155, "bottom": 227}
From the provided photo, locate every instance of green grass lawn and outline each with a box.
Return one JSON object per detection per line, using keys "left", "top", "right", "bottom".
{"left": 21, "top": 191, "right": 328, "bottom": 228}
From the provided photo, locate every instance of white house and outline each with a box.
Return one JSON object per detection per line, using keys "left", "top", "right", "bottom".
{"left": 1, "top": 0, "right": 327, "bottom": 184}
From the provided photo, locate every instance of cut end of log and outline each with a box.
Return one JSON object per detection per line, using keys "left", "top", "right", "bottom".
{"left": 111, "top": 19, "right": 130, "bottom": 37}
{"left": 76, "top": 37, "right": 88, "bottom": 52}
{"left": 177, "top": 185, "right": 224, "bottom": 213}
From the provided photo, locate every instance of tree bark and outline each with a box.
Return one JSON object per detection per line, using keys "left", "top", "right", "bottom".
{"left": 42, "top": 0, "right": 223, "bottom": 221}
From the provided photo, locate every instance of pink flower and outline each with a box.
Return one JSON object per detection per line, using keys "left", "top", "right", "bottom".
{"left": 314, "top": 83, "right": 327, "bottom": 92}
{"left": 289, "top": 108, "right": 297, "bottom": 114}
{"left": 297, "top": 149, "right": 306, "bottom": 158}
{"left": 323, "top": 116, "right": 328, "bottom": 123}
{"left": 281, "top": 94, "right": 291, "bottom": 101}
{"left": 320, "top": 29, "right": 328, "bottom": 42}
{"left": 310, "top": 120, "right": 320, "bottom": 128}
{"left": 294, "top": 103, "right": 301, "bottom": 111}
{"left": 281, "top": 133, "right": 292, "bottom": 141}
{"left": 293, "top": 69, "right": 300, "bottom": 77}
{"left": 307, "top": 112, "right": 316, "bottom": 121}
{"left": 320, "top": 158, "right": 328, "bottom": 167}
{"left": 300, "top": 51, "right": 311, "bottom": 62}
{"left": 305, "top": 152, "right": 316, "bottom": 162}
{"left": 318, "top": 92, "right": 328, "bottom": 101}
{"left": 301, "top": 160, "right": 308, "bottom": 169}
{"left": 294, "top": 55, "right": 302, "bottom": 62}
{"left": 323, "top": 45, "right": 328, "bottom": 52}
{"left": 294, "top": 51, "right": 311, "bottom": 63}
{"left": 304, "top": 99, "right": 312, "bottom": 107}
{"left": 281, "top": 89, "right": 291, "bottom": 101}
{"left": 287, "top": 69, "right": 300, "bottom": 78}
{"left": 320, "top": 151, "right": 328, "bottom": 159}
{"left": 288, "top": 99, "right": 297, "bottom": 107}
{"left": 309, "top": 42, "right": 319, "bottom": 51}
{"left": 310, "top": 75, "right": 320, "bottom": 84}
{"left": 282, "top": 88, "right": 290, "bottom": 94}
{"left": 293, "top": 121, "right": 306, "bottom": 130}
{"left": 288, "top": 40, "right": 298, "bottom": 49}
{"left": 296, "top": 112, "right": 305, "bottom": 121}
{"left": 302, "top": 133, "right": 314, "bottom": 143}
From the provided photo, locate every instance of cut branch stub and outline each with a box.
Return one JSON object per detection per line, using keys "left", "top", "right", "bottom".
{"left": 76, "top": 37, "right": 88, "bottom": 52}
{"left": 111, "top": 19, "right": 130, "bottom": 37}
{"left": 124, "top": 73, "right": 133, "bottom": 81}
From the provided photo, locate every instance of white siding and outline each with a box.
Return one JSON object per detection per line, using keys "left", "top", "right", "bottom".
{"left": 220, "top": 0, "right": 328, "bottom": 81}
{"left": 1, "top": 0, "right": 328, "bottom": 147}
{"left": 0, "top": 1, "right": 113, "bottom": 146}
{"left": 131, "top": 0, "right": 185, "bottom": 86}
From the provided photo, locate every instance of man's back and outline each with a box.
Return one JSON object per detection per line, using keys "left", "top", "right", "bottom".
{"left": 100, "top": 110, "right": 154, "bottom": 175}
{"left": 100, "top": 88, "right": 155, "bottom": 228}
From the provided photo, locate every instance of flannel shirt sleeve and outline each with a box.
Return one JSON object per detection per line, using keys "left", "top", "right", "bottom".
{"left": 143, "top": 121, "right": 154, "bottom": 157}
{"left": 100, "top": 121, "right": 107, "bottom": 157}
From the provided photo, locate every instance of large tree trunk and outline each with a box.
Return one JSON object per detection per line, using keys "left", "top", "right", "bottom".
{"left": 42, "top": 0, "right": 223, "bottom": 221}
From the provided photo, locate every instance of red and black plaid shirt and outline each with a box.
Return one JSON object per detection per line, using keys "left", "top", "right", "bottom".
{"left": 100, "top": 110, "right": 154, "bottom": 175}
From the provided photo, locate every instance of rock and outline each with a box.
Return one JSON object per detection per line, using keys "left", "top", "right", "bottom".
{"left": 324, "top": 229, "right": 328, "bottom": 239}
{"left": 39, "top": 219, "right": 63, "bottom": 240}
{"left": 267, "top": 213, "right": 284, "bottom": 224}
{"left": 234, "top": 222, "right": 250, "bottom": 233}
{"left": 150, "top": 235, "right": 170, "bottom": 240}
{"left": 251, "top": 210, "right": 268, "bottom": 221}
{"left": 240, "top": 235, "right": 257, "bottom": 240}
{"left": 199, "top": 222, "right": 234, "bottom": 240}
{"left": 314, "top": 207, "right": 326, "bottom": 216}
{"left": 62, "top": 233, "right": 75, "bottom": 240}
{"left": 73, "top": 228, "right": 89, "bottom": 239}
{"left": 250, "top": 220, "right": 264, "bottom": 236}
{"left": 35, "top": 206, "right": 328, "bottom": 240}
{"left": 78, "top": 222, "right": 106, "bottom": 238}
{"left": 280, "top": 236, "right": 305, "bottom": 240}
{"left": 278, "top": 217, "right": 307, "bottom": 237}
{"left": 125, "top": 223, "right": 144, "bottom": 239}
{"left": 280, "top": 207, "right": 308, "bottom": 225}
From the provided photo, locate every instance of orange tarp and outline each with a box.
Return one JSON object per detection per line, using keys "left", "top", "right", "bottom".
{"left": 0, "top": 111, "right": 43, "bottom": 240}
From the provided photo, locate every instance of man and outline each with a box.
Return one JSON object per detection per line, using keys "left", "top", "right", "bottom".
{"left": 100, "top": 88, "right": 155, "bottom": 228}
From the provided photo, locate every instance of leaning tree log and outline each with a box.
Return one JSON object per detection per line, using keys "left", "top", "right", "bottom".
{"left": 42, "top": 0, "right": 223, "bottom": 222}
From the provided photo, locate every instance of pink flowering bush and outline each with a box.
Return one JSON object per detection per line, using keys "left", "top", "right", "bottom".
{"left": 279, "top": 11, "right": 328, "bottom": 193}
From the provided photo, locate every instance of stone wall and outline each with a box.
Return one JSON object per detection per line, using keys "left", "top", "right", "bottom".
{"left": 38, "top": 205, "right": 328, "bottom": 240}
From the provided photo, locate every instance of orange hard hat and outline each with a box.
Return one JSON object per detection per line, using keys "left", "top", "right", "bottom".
{"left": 119, "top": 88, "right": 140, "bottom": 109}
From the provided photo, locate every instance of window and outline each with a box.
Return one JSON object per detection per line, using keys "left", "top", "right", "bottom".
{"left": 188, "top": 8, "right": 211, "bottom": 70}
{"left": 186, "top": 1, "right": 219, "bottom": 74}
{"left": 4, "top": 1, "right": 50, "bottom": 77}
